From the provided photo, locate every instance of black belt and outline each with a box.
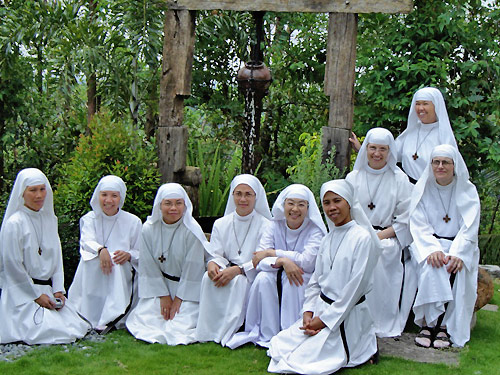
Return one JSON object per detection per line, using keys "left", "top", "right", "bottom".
{"left": 32, "top": 278, "right": 52, "bottom": 286}
{"left": 319, "top": 291, "right": 366, "bottom": 365}
{"left": 433, "top": 233, "right": 456, "bottom": 241}
{"left": 397, "top": 162, "right": 417, "bottom": 184}
{"left": 372, "top": 225, "right": 387, "bottom": 231}
{"left": 162, "top": 271, "right": 180, "bottom": 282}
{"left": 320, "top": 292, "right": 365, "bottom": 306}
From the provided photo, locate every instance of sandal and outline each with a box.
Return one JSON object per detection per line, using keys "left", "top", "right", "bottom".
{"left": 432, "top": 327, "right": 451, "bottom": 349}
{"left": 414, "top": 327, "right": 433, "bottom": 348}
{"left": 368, "top": 350, "right": 380, "bottom": 365}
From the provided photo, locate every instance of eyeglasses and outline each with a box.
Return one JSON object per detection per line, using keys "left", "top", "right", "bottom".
{"left": 233, "top": 191, "right": 255, "bottom": 198}
{"left": 285, "top": 200, "right": 309, "bottom": 209}
{"left": 162, "top": 200, "right": 184, "bottom": 208}
{"left": 431, "top": 160, "right": 454, "bottom": 167}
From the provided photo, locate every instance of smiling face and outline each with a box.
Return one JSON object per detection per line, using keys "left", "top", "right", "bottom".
{"left": 322, "top": 191, "right": 351, "bottom": 227}
{"left": 99, "top": 190, "right": 121, "bottom": 216}
{"left": 366, "top": 143, "right": 389, "bottom": 170}
{"left": 23, "top": 184, "right": 47, "bottom": 212}
{"left": 284, "top": 198, "right": 308, "bottom": 230}
{"left": 233, "top": 183, "right": 256, "bottom": 217}
{"left": 161, "top": 198, "right": 185, "bottom": 224}
{"left": 432, "top": 157, "right": 455, "bottom": 186}
{"left": 415, "top": 100, "right": 437, "bottom": 124}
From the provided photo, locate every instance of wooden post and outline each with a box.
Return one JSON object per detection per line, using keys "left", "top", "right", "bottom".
{"left": 323, "top": 12, "right": 358, "bottom": 172}
{"left": 158, "top": 9, "right": 196, "bottom": 183}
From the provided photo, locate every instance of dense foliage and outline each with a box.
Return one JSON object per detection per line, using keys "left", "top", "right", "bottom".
{"left": 54, "top": 111, "right": 160, "bottom": 285}
{"left": 1, "top": 0, "right": 499, "bottom": 244}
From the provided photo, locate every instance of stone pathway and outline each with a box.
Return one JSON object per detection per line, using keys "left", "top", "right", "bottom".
{"left": 378, "top": 333, "right": 460, "bottom": 365}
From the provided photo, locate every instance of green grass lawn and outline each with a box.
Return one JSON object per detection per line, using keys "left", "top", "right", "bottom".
{"left": 1, "top": 283, "right": 498, "bottom": 375}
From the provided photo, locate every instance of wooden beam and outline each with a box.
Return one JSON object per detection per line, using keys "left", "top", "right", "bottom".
{"left": 166, "top": 0, "right": 412, "bottom": 14}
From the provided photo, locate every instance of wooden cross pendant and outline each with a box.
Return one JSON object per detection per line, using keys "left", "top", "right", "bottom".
{"left": 38, "top": 248, "right": 42, "bottom": 256}
{"left": 158, "top": 254, "right": 166, "bottom": 263}
{"left": 443, "top": 214, "right": 451, "bottom": 223}
{"left": 368, "top": 202, "right": 375, "bottom": 210}
{"left": 412, "top": 152, "right": 418, "bottom": 160}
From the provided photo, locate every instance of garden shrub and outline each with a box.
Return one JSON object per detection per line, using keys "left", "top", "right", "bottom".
{"left": 479, "top": 234, "right": 500, "bottom": 266}
{"left": 286, "top": 132, "right": 342, "bottom": 206}
{"left": 54, "top": 111, "right": 161, "bottom": 287}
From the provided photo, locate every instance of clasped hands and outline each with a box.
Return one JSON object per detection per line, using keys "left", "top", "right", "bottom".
{"left": 99, "top": 248, "right": 131, "bottom": 274}
{"left": 207, "top": 261, "right": 242, "bottom": 287}
{"left": 35, "top": 291, "right": 65, "bottom": 310}
{"left": 300, "top": 311, "right": 326, "bottom": 336}
{"left": 427, "top": 251, "right": 463, "bottom": 273}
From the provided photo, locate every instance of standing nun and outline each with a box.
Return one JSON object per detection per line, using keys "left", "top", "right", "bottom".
{"left": 346, "top": 128, "right": 412, "bottom": 337}
{"left": 267, "top": 180, "right": 381, "bottom": 374}
{"left": 126, "top": 183, "right": 208, "bottom": 345}
{"left": 410, "top": 145, "right": 479, "bottom": 348}
{"left": 196, "top": 174, "right": 272, "bottom": 345}
{"left": 394, "top": 87, "right": 458, "bottom": 184}
{"left": 227, "top": 184, "right": 327, "bottom": 349}
{"left": 0, "top": 168, "right": 89, "bottom": 344}
{"left": 67, "top": 175, "right": 142, "bottom": 332}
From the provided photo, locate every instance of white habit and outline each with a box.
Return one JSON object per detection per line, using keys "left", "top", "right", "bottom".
{"left": 410, "top": 145, "right": 479, "bottom": 347}
{"left": 346, "top": 128, "right": 412, "bottom": 337}
{"left": 267, "top": 180, "right": 380, "bottom": 374}
{"left": 227, "top": 184, "right": 326, "bottom": 349}
{"left": 67, "top": 209, "right": 142, "bottom": 328}
{"left": 196, "top": 211, "right": 270, "bottom": 345}
{"left": 0, "top": 169, "right": 89, "bottom": 344}
{"left": 126, "top": 183, "right": 207, "bottom": 345}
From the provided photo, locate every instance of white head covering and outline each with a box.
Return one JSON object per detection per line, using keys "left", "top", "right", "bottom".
{"left": 147, "top": 183, "right": 209, "bottom": 249}
{"left": 410, "top": 144, "right": 479, "bottom": 240}
{"left": 353, "top": 127, "right": 398, "bottom": 172}
{"left": 90, "top": 175, "right": 127, "bottom": 216}
{"left": 224, "top": 174, "right": 272, "bottom": 219}
{"left": 320, "top": 179, "right": 382, "bottom": 249}
{"left": 1, "top": 168, "right": 57, "bottom": 234}
{"left": 272, "top": 184, "right": 327, "bottom": 235}
{"left": 396, "top": 87, "right": 457, "bottom": 149}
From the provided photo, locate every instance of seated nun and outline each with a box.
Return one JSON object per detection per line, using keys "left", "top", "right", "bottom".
{"left": 0, "top": 168, "right": 89, "bottom": 344}
{"left": 67, "top": 175, "right": 142, "bottom": 333}
{"left": 267, "top": 180, "right": 381, "bottom": 374}
{"left": 126, "top": 183, "right": 208, "bottom": 345}
{"left": 411, "top": 144, "right": 479, "bottom": 348}
{"left": 346, "top": 128, "right": 412, "bottom": 337}
{"left": 226, "top": 184, "right": 327, "bottom": 349}
{"left": 196, "top": 174, "right": 272, "bottom": 345}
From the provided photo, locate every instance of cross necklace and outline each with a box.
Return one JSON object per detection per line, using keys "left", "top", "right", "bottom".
{"left": 101, "top": 214, "right": 119, "bottom": 248}
{"left": 284, "top": 221, "right": 309, "bottom": 251}
{"left": 329, "top": 228, "right": 350, "bottom": 269}
{"left": 436, "top": 186, "right": 454, "bottom": 223}
{"left": 232, "top": 215, "right": 254, "bottom": 256}
{"left": 158, "top": 221, "right": 181, "bottom": 263}
{"left": 412, "top": 124, "right": 433, "bottom": 160}
{"left": 365, "top": 170, "right": 386, "bottom": 210}
{"left": 26, "top": 212, "right": 43, "bottom": 256}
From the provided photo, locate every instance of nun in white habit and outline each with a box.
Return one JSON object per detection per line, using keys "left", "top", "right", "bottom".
{"left": 67, "top": 175, "right": 142, "bottom": 331}
{"left": 395, "top": 87, "right": 458, "bottom": 183}
{"left": 196, "top": 174, "right": 272, "bottom": 345}
{"left": 346, "top": 127, "right": 412, "bottom": 337}
{"left": 0, "top": 168, "right": 89, "bottom": 344}
{"left": 126, "top": 183, "right": 207, "bottom": 345}
{"left": 226, "top": 184, "right": 327, "bottom": 349}
{"left": 410, "top": 144, "right": 479, "bottom": 348}
{"left": 267, "top": 180, "right": 381, "bottom": 375}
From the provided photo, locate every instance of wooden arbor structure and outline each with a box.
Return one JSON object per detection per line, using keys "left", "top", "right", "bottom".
{"left": 158, "top": 0, "right": 413, "bottom": 187}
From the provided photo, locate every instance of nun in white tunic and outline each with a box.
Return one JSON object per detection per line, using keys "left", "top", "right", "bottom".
{"left": 267, "top": 180, "right": 381, "bottom": 375}
{"left": 0, "top": 168, "right": 89, "bottom": 344}
{"left": 395, "top": 87, "right": 458, "bottom": 183}
{"left": 196, "top": 174, "right": 271, "bottom": 345}
{"left": 410, "top": 145, "right": 479, "bottom": 347}
{"left": 346, "top": 128, "right": 412, "bottom": 337}
{"left": 67, "top": 175, "right": 142, "bottom": 331}
{"left": 126, "top": 183, "right": 208, "bottom": 345}
{"left": 226, "top": 184, "right": 327, "bottom": 349}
